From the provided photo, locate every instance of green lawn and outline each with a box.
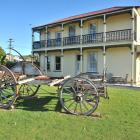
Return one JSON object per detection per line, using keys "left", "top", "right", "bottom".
{"left": 0, "top": 86, "right": 140, "bottom": 140}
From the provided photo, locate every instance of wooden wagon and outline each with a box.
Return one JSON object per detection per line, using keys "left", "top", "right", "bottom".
{"left": 0, "top": 49, "right": 109, "bottom": 116}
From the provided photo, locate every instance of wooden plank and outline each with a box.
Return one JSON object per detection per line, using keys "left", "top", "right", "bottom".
{"left": 18, "top": 78, "right": 35, "bottom": 85}
{"left": 17, "top": 75, "right": 71, "bottom": 86}
{"left": 49, "top": 75, "right": 70, "bottom": 86}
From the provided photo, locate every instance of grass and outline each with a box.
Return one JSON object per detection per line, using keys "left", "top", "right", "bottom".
{"left": 0, "top": 86, "right": 140, "bottom": 140}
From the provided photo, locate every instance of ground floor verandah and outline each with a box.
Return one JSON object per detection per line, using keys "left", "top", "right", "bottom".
{"left": 34, "top": 44, "right": 140, "bottom": 85}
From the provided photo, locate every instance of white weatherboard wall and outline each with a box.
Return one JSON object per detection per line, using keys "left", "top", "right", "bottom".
{"left": 106, "top": 13, "right": 131, "bottom": 31}
{"left": 106, "top": 47, "right": 132, "bottom": 81}
{"left": 47, "top": 51, "right": 63, "bottom": 77}
{"left": 63, "top": 51, "right": 78, "bottom": 77}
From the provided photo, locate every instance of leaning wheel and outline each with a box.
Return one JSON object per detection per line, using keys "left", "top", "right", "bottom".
{"left": 0, "top": 65, "right": 17, "bottom": 109}
{"left": 18, "top": 84, "right": 40, "bottom": 99}
{"left": 59, "top": 77, "right": 99, "bottom": 116}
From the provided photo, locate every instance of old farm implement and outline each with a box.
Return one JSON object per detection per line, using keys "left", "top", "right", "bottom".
{"left": 0, "top": 49, "right": 109, "bottom": 116}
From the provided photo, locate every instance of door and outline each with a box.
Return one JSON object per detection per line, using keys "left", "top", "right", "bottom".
{"left": 55, "top": 32, "right": 61, "bottom": 46}
{"left": 69, "top": 25, "right": 75, "bottom": 37}
{"left": 89, "top": 24, "right": 97, "bottom": 41}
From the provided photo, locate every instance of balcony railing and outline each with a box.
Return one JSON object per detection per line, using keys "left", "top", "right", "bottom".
{"left": 47, "top": 38, "right": 61, "bottom": 47}
{"left": 82, "top": 32, "right": 103, "bottom": 44}
{"left": 33, "top": 40, "right": 46, "bottom": 49}
{"left": 33, "top": 29, "right": 133, "bottom": 49}
{"left": 106, "top": 29, "right": 132, "bottom": 42}
{"left": 63, "top": 35, "right": 80, "bottom": 46}
{"left": 33, "top": 41, "right": 40, "bottom": 49}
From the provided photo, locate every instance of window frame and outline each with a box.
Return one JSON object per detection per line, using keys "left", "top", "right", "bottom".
{"left": 47, "top": 31, "right": 51, "bottom": 47}
{"left": 89, "top": 23, "right": 97, "bottom": 34}
{"left": 69, "top": 25, "right": 76, "bottom": 37}
{"left": 87, "top": 52, "right": 98, "bottom": 73}
{"left": 55, "top": 32, "right": 62, "bottom": 46}
{"left": 46, "top": 56, "right": 51, "bottom": 71}
{"left": 54, "top": 56, "right": 61, "bottom": 71}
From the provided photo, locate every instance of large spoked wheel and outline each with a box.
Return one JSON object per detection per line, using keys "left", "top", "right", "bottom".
{"left": 18, "top": 84, "right": 40, "bottom": 99}
{"left": 0, "top": 65, "right": 17, "bottom": 109}
{"left": 59, "top": 77, "right": 99, "bottom": 116}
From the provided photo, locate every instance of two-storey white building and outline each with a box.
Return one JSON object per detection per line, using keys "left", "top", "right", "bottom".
{"left": 32, "top": 6, "right": 140, "bottom": 84}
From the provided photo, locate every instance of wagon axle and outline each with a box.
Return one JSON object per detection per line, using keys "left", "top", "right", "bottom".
{"left": 75, "top": 94, "right": 83, "bottom": 102}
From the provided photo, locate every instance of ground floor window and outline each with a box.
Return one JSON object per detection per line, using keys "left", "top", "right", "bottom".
{"left": 87, "top": 53, "right": 97, "bottom": 72}
{"left": 76, "top": 55, "right": 81, "bottom": 75}
{"left": 47, "top": 56, "right": 51, "bottom": 71}
{"left": 55, "top": 56, "right": 61, "bottom": 71}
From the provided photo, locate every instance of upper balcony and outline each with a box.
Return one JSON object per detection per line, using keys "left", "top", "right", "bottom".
{"left": 33, "top": 29, "right": 133, "bottom": 50}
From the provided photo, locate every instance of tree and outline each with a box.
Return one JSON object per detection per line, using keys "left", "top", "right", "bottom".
{"left": 0, "top": 46, "right": 6, "bottom": 64}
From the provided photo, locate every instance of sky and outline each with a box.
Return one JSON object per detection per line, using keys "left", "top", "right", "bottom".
{"left": 0, "top": 0, "right": 140, "bottom": 55}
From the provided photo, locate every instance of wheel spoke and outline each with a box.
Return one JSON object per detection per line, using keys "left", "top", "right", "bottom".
{"left": 28, "top": 85, "right": 34, "bottom": 93}
{"left": 64, "top": 98, "right": 74, "bottom": 102}
{"left": 2, "top": 88, "right": 14, "bottom": 95}
{"left": 82, "top": 88, "right": 90, "bottom": 96}
{"left": 82, "top": 101, "right": 89, "bottom": 111}
{"left": 67, "top": 100, "right": 75, "bottom": 110}
{"left": 71, "top": 86, "right": 77, "bottom": 95}
{"left": 79, "top": 102, "right": 83, "bottom": 114}
{"left": 74, "top": 102, "right": 78, "bottom": 113}
{"left": 1, "top": 93, "right": 10, "bottom": 103}
{"left": 19, "top": 84, "right": 40, "bottom": 99}
{"left": 63, "top": 87, "right": 73, "bottom": 95}
{"left": 85, "top": 97, "right": 97, "bottom": 107}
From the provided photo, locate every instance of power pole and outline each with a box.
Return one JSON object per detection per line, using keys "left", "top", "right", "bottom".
{"left": 8, "top": 38, "right": 14, "bottom": 61}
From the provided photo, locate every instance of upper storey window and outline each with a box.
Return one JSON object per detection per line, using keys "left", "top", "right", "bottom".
{"left": 55, "top": 56, "right": 61, "bottom": 71}
{"left": 47, "top": 31, "right": 51, "bottom": 47}
{"left": 47, "top": 31, "right": 51, "bottom": 40}
{"left": 55, "top": 32, "right": 62, "bottom": 46}
{"left": 55, "top": 32, "right": 61, "bottom": 39}
{"left": 69, "top": 25, "right": 76, "bottom": 37}
{"left": 89, "top": 24, "right": 97, "bottom": 34}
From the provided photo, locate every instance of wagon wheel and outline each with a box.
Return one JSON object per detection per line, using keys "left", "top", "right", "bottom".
{"left": 18, "top": 84, "right": 40, "bottom": 99}
{"left": 59, "top": 77, "right": 99, "bottom": 116}
{"left": 0, "top": 65, "right": 17, "bottom": 109}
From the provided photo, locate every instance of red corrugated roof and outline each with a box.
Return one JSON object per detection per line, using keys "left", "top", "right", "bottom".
{"left": 33, "top": 6, "right": 139, "bottom": 29}
{"left": 48, "top": 7, "right": 124, "bottom": 25}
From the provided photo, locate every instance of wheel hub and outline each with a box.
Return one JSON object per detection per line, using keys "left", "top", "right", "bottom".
{"left": 75, "top": 95, "right": 83, "bottom": 102}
